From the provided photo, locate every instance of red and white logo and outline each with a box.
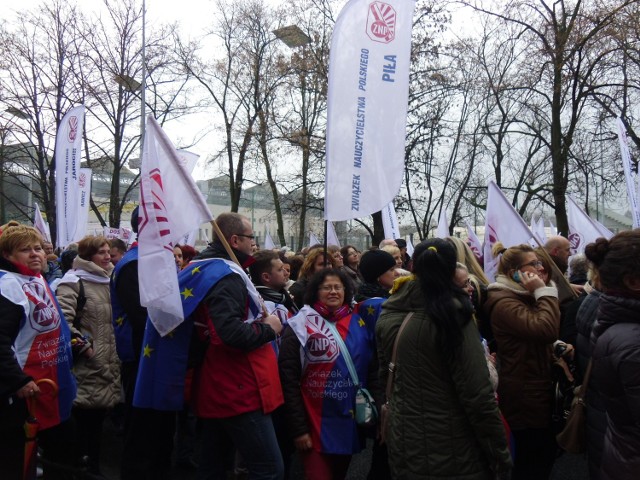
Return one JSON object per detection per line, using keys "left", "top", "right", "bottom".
{"left": 23, "top": 281, "right": 60, "bottom": 333}
{"left": 304, "top": 315, "right": 339, "bottom": 363}
{"left": 366, "top": 2, "right": 396, "bottom": 43}
{"left": 568, "top": 232, "right": 582, "bottom": 255}
{"left": 68, "top": 116, "right": 79, "bottom": 142}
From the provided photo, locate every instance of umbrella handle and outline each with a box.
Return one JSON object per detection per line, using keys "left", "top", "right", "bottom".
{"left": 26, "top": 378, "right": 59, "bottom": 416}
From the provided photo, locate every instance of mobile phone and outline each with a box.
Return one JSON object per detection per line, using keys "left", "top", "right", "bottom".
{"left": 512, "top": 271, "right": 521, "bottom": 283}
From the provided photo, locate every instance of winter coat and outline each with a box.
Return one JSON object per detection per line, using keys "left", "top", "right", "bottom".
{"left": 574, "top": 288, "right": 606, "bottom": 478}
{"left": 56, "top": 257, "right": 120, "bottom": 409}
{"left": 376, "top": 278, "right": 512, "bottom": 479}
{"left": 591, "top": 293, "right": 640, "bottom": 480}
{"left": 483, "top": 275, "right": 560, "bottom": 430}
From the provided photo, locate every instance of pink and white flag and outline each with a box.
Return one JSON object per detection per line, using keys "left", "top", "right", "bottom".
{"left": 436, "top": 210, "right": 449, "bottom": 238}
{"left": 33, "top": 203, "right": 51, "bottom": 243}
{"left": 138, "top": 116, "right": 213, "bottom": 336}
{"left": 483, "top": 181, "right": 535, "bottom": 281}
{"left": 617, "top": 118, "right": 640, "bottom": 228}
{"left": 567, "top": 197, "right": 613, "bottom": 254}
{"left": 381, "top": 202, "right": 401, "bottom": 240}
{"left": 324, "top": 0, "right": 416, "bottom": 221}
{"left": 464, "top": 221, "right": 482, "bottom": 261}
{"left": 327, "top": 222, "right": 341, "bottom": 247}
{"left": 55, "top": 106, "right": 85, "bottom": 248}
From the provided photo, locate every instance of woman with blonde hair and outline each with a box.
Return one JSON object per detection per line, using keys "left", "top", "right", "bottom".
{"left": 483, "top": 242, "right": 560, "bottom": 480}
{"left": 56, "top": 235, "right": 121, "bottom": 476}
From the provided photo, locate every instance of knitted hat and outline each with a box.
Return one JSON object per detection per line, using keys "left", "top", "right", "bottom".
{"left": 359, "top": 249, "right": 396, "bottom": 284}
{"left": 395, "top": 238, "right": 407, "bottom": 249}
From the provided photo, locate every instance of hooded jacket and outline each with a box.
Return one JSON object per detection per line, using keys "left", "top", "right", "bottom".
{"left": 377, "top": 278, "right": 512, "bottom": 479}
{"left": 591, "top": 293, "right": 640, "bottom": 480}
{"left": 483, "top": 275, "right": 560, "bottom": 430}
{"left": 56, "top": 256, "right": 121, "bottom": 409}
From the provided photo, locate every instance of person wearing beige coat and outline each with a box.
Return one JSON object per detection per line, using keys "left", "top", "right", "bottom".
{"left": 56, "top": 236, "right": 121, "bottom": 476}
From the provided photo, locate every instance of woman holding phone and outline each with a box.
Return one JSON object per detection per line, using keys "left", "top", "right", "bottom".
{"left": 483, "top": 242, "right": 561, "bottom": 480}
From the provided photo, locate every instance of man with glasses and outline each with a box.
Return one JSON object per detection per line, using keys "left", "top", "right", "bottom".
{"left": 189, "top": 212, "right": 285, "bottom": 479}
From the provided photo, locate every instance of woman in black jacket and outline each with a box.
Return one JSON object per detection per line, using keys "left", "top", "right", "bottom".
{"left": 586, "top": 231, "right": 640, "bottom": 480}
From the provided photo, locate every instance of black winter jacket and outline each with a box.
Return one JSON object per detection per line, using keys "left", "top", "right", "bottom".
{"left": 591, "top": 293, "right": 640, "bottom": 480}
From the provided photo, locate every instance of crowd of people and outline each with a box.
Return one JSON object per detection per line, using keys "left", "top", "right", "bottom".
{"left": 1, "top": 212, "right": 639, "bottom": 480}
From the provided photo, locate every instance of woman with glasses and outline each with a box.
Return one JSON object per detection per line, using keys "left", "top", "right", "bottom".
{"left": 278, "top": 269, "right": 378, "bottom": 480}
{"left": 483, "top": 242, "right": 561, "bottom": 480}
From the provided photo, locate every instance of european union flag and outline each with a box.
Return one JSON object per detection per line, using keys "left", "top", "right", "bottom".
{"left": 133, "top": 259, "right": 235, "bottom": 410}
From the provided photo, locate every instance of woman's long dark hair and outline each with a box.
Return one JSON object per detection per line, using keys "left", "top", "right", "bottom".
{"left": 412, "top": 238, "right": 474, "bottom": 360}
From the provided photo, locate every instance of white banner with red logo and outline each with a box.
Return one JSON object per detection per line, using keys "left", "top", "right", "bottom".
{"left": 464, "top": 221, "right": 482, "bottom": 261}
{"left": 324, "top": 0, "right": 416, "bottom": 221}
{"left": 567, "top": 196, "right": 614, "bottom": 254}
{"left": 381, "top": 202, "right": 401, "bottom": 240}
{"left": 103, "top": 226, "right": 133, "bottom": 243}
{"left": 617, "top": 118, "right": 640, "bottom": 228}
{"left": 55, "top": 106, "right": 85, "bottom": 248}
{"left": 75, "top": 168, "right": 91, "bottom": 241}
{"left": 138, "top": 116, "right": 213, "bottom": 336}
{"left": 483, "top": 181, "right": 535, "bottom": 281}
{"left": 33, "top": 203, "right": 51, "bottom": 243}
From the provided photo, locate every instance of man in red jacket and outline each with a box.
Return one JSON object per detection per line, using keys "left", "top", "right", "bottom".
{"left": 191, "top": 212, "right": 284, "bottom": 479}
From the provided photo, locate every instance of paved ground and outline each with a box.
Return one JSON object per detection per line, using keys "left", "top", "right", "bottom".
{"left": 95, "top": 417, "right": 589, "bottom": 480}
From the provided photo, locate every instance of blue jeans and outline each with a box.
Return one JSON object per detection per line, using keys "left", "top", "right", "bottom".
{"left": 197, "top": 410, "right": 284, "bottom": 480}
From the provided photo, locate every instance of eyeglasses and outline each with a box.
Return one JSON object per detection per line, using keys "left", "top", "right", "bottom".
{"left": 234, "top": 234, "right": 255, "bottom": 240}
{"left": 519, "top": 260, "right": 543, "bottom": 269}
{"left": 319, "top": 285, "right": 344, "bottom": 292}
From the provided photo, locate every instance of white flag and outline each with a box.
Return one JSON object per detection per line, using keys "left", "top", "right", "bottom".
{"left": 548, "top": 218, "right": 558, "bottom": 236}
{"left": 264, "top": 231, "right": 275, "bottom": 250}
{"left": 405, "top": 234, "right": 414, "bottom": 257}
{"left": 138, "top": 116, "right": 213, "bottom": 336}
{"left": 567, "top": 197, "right": 614, "bottom": 254}
{"left": 464, "top": 221, "right": 482, "bottom": 261}
{"left": 617, "top": 118, "right": 640, "bottom": 228}
{"left": 483, "top": 181, "right": 535, "bottom": 282}
{"left": 324, "top": 0, "right": 416, "bottom": 221}
{"left": 381, "top": 202, "right": 401, "bottom": 240}
{"left": 74, "top": 168, "right": 91, "bottom": 241}
{"left": 327, "top": 222, "right": 341, "bottom": 247}
{"left": 436, "top": 210, "right": 449, "bottom": 238}
{"left": 530, "top": 215, "right": 547, "bottom": 244}
{"left": 309, "top": 231, "right": 322, "bottom": 247}
{"left": 55, "top": 106, "right": 85, "bottom": 248}
{"left": 33, "top": 203, "right": 51, "bottom": 243}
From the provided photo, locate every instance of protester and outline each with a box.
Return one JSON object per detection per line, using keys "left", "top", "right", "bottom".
{"left": 377, "top": 239, "right": 512, "bottom": 479}
{"left": 109, "top": 238, "right": 128, "bottom": 266}
{"left": 380, "top": 244, "right": 403, "bottom": 268}
{"left": 483, "top": 242, "right": 561, "bottom": 480}
{"left": 56, "top": 235, "right": 120, "bottom": 476}
{"left": 190, "top": 212, "right": 284, "bottom": 480}
{"left": 355, "top": 249, "right": 397, "bottom": 302}
{"left": 289, "top": 248, "right": 336, "bottom": 309}
{"left": 328, "top": 244, "right": 344, "bottom": 268}
{"left": 178, "top": 244, "right": 198, "bottom": 268}
{"left": 279, "top": 268, "right": 378, "bottom": 480}
{"left": 111, "top": 208, "right": 175, "bottom": 480}
{"left": 378, "top": 239, "right": 397, "bottom": 248}
{"left": 0, "top": 224, "right": 77, "bottom": 479}
{"left": 43, "top": 241, "right": 63, "bottom": 283}
{"left": 544, "top": 235, "right": 571, "bottom": 274}
{"left": 340, "top": 245, "right": 363, "bottom": 290}
{"left": 394, "top": 238, "right": 411, "bottom": 269}
{"left": 586, "top": 231, "right": 640, "bottom": 480}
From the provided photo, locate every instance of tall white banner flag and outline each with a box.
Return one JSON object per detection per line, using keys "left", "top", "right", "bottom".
{"left": 55, "top": 106, "right": 85, "bottom": 248}
{"left": 75, "top": 168, "right": 92, "bottom": 241}
{"left": 264, "top": 231, "right": 276, "bottom": 250}
{"left": 381, "top": 202, "right": 401, "bottom": 240}
{"left": 530, "top": 215, "right": 547, "bottom": 244}
{"left": 483, "top": 181, "right": 535, "bottom": 281}
{"left": 436, "top": 210, "right": 449, "bottom": 238}
{"left": 138, "top": 116, "right": 213, "bottom": 336}
{"left": 327, "top": 221, "right": 341, "bottom": 247}
{"left": 617, "top": 118, "right": 640, "bottom": 228}
{"left": 33, "top": 203, "right": 51, "bottom": 243}
{"left": 567, "top": 197, "right": 614, "bottom": 254}
{"left": 324, "top": 0, "right": 416, "bottom": 221}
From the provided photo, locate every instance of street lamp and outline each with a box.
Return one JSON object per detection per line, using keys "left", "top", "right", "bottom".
{"left": 273, "top": 25, "right": 311, "bottom": 48}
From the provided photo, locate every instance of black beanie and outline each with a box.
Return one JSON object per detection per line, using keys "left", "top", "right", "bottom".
{"left": 359, "top": 250, "right": 396, "bottom": 284}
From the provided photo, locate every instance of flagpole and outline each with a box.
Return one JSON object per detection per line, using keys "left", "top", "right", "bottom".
{"left": 323, "top": 219, "right": 328, "bottom": 267}
{"left": 140, "top": 0, "right": 146, "bottom": 160}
